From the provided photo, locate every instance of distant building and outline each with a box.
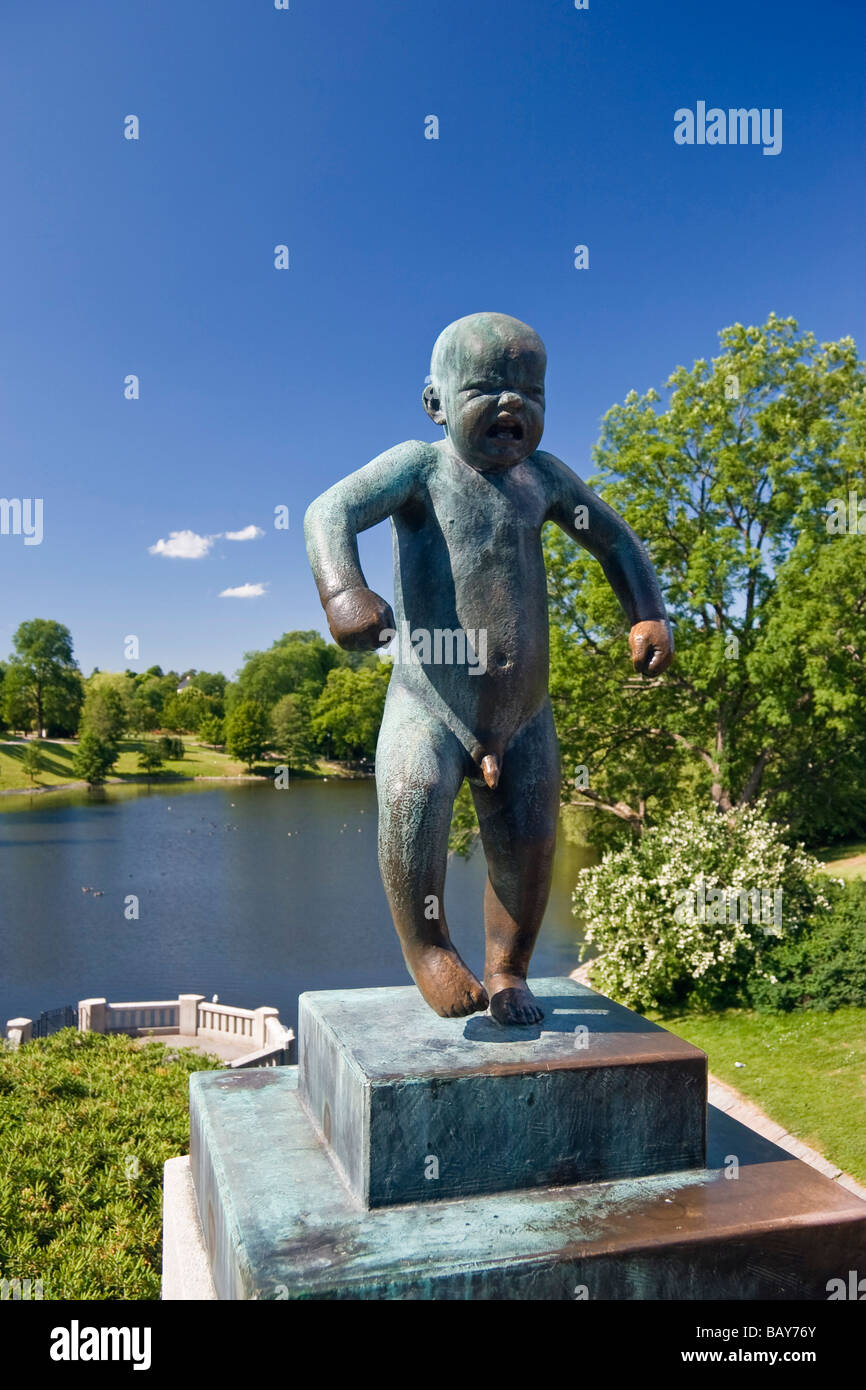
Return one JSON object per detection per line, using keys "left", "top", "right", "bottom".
{"left": 177, "top": 671, "right": 196, "bottom": 694}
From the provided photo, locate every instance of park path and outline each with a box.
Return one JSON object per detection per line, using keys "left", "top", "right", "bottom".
{"left": 570, "top": 963, "right": 866, "bottom": 1202}
{"left": 823, "top": 850, "right": 866, "bottom": 879}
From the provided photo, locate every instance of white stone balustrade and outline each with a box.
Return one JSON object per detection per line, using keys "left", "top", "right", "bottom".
{"left": 4, "top": 993, "right": 294, "bottom": 1067}
{"left": 107, "top": 1001, "right": 180, "bottom": 1034}
{"left": 4, "top": 1017, "right": 32, "bottom": 1049}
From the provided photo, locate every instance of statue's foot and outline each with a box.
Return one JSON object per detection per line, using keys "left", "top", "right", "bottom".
{"left": 486, "top": 973, "right": 544, "bottom": 1026}
{"left": 411, "top": 946, "right": 489, "bottom": 1018}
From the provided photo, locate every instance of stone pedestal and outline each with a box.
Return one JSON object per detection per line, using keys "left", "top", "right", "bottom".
{"left": 165, "top": 977, "right": 866, "bottom": 1300}
{"left": 298, "top": 980, "right": 707, "bottom": 1205}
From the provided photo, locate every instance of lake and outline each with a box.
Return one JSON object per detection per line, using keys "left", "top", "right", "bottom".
{"left": 0, "top": 780, "right": 594, "bottom": 1035}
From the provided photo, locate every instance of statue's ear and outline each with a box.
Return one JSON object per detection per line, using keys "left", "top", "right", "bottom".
{"left": 422, "top": 383, "right": 446, "bottom": 425}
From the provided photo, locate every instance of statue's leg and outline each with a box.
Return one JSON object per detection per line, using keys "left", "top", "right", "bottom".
{"left": 470, "top": 699, "right": 560, "bottom": 1026}
{"left": 376, "top": 681, "right": 489, "bottom": 1018}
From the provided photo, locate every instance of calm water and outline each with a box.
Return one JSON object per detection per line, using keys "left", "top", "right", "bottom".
{"left": 0, "top": 780, "right": 594, "bottom": 1035}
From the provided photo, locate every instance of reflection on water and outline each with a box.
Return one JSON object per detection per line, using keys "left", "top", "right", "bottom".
{"left": 0, "top": 780, "right": 595, "bottom": 1034}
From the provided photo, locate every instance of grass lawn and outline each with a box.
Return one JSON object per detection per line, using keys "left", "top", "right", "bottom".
{"left": 0, "top": 737, "right": 250, "bottom": 792}
{"left": 0, "top": 738, "right": 367, "bottom": 794}
{"left": 817, "top": 838, "right": 866, "bottom": 881}
{"left": 653, "top": 1006, "right": 866, "bottom": 1184}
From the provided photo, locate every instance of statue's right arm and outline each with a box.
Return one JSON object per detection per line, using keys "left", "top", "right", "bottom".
{"left": 304, "top": 443, "right": 424, "bottom": 650}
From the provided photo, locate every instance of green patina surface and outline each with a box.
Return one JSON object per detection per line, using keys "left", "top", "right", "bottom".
{"left": 189, "top": 1068, "right": 866, "bottom": 1300}
{"left": 188, "top": 979, "right": 866, "bottom": 1301}
{"left": 303, "top": 313, "right": 673, "bottom": 1029}
{"left": 298, "top": 977, "right": 707, "bottom": 1206}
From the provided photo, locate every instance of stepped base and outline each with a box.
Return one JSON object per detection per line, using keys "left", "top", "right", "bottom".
{"left": 183, "top": 1066, "right": 866, "bottom": 1300}
{"left": 298, "top": 978, "right": 707, "bottom": 1206}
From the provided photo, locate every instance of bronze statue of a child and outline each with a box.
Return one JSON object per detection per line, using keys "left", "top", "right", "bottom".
{"left": 305, "top": 312, "right": 672, "bottom": 1025}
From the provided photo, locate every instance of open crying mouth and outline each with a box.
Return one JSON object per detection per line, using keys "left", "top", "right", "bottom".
{"left": 486, "top": 420, "right": 523, "bottom": 441}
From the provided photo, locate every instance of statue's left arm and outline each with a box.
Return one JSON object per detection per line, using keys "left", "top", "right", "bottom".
{"left": 541, "top": 451, "right": 674, "bottom": 676}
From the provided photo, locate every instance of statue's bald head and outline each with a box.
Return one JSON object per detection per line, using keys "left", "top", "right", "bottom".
{"left": 429, "top": 312, "right": 546, "bottom": 393}
{"left": 423, "top": 312, "right": 547, "bottom": 471}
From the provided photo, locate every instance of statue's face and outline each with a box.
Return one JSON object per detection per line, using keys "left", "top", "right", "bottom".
{"left": 430, "top": 329, "right": 546, "bottom": 472}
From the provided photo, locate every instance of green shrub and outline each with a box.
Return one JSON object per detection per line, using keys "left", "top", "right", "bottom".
{"left": 576, "top": 801, "right": 831, "bottom": 1012}
{"left": 157, "top": 736, "right": 184, "bottom": 761}
{"left": 749, "top": 878, "right": 866, "bottom": 1012}
{"left": 0, "top": 1030, "right": 220, "bottom": 1299}
{"left": 137, "top": 742, "right": 164, "bottom": 776}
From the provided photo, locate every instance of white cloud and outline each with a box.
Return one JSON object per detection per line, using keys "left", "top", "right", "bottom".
{"left": 149, "top": 530, "right": 215, "bottom": 559}
{"left": 225, "top": 524, "right": 265, "bottom": 542}
{"left": 219, "top": 582, "right": 267, "bottom": 599}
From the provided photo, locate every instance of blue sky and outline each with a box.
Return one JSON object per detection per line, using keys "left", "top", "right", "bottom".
{"left": 1, "top": 0, "right": 863, "bottom": 679}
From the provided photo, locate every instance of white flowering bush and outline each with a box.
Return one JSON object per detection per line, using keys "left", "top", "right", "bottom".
{"left": 575, "top": 801, "right": 832, "bottom": 1012}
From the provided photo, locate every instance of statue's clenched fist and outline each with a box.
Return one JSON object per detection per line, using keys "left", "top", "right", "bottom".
{"left": 325, "top": 587, "right": 396, "bottom": 651}
{"left": 629, "top": 619, "right": 674, "bottom": 676}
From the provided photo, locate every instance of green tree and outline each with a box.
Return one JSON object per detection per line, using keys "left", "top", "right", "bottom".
{"left": 749, "top": 531, "right": 866, "bottom": 843}
{"left": 157, "top": 736, "right": 184, "bottom": 761}
{"left": 270, "top": 694, "right": 317, "bottom": 770}
{"left": 21, "top": 739, "right": 43, "bottom": 786}
{"left": 164, "top": 692, "right": 182, "bottom": 732}
{"left": 1, "top": 663, "right": 33, "bottom": 733}
{"left": 137, "top": 742, "right": 164, "bottom": 778}
{"left": 190, "top": 671, "right": 227, "bottom": 711}
{"left": 225, "top": 700, "right": 270, "bottom": 770}
{"left": 3, "top": 620, "right": 83, "bottom": 736}
{"left": 125, "top": 692, "right": 150, "bottom": 736}
{"left": 161, "top": 689, "right": 215, "bottom": 733}
{"left": 132, "top": 674, "right": 172, "bottom": 730}
{"left": 197, "top": 715, "right": 224, "bottom": 746}
{"left": 311, "top": 663, "right": 392, "bottom": 759}
{"left": 80, "top": 683, "right": 127, "bottom": 745}
{"left": 85, "top": 672, "right": 138, "bottom": 734}
{"left": 545, "top": 315, "right": 866, "bottom": 847}
{"left": 221, "top": 681, "right": 241, "bottom": 718}
{"left": 232, "top": 631, "right": 341, "bottom": 712}
{"left": 73, "top": 730, "right": 118, "bottom": 786}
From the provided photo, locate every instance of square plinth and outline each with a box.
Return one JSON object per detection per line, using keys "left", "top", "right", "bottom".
{"left": 186, "top": 1066, "right": 866, "bottom": 1300}
{"left": 297, "top": 978, "right": 707, "bottom": 1206}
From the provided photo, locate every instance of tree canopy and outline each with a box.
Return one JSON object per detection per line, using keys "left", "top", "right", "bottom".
{"left": 2, "top": 619, "right": 83, "bottom": 736}
{"left": 271, "top": 693, "right": 318, "bottom": 770}
{"left": 310, "top": 663, "right": 392, "bottom": 759}
{"left": 545, "top": 314, "right": 865, "bottom": 847}
{"left": 230, "top": 631, "right": 342, "bottom": 711}
{"left": 225, "top": 700, "right": 271, "bottom": 770}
